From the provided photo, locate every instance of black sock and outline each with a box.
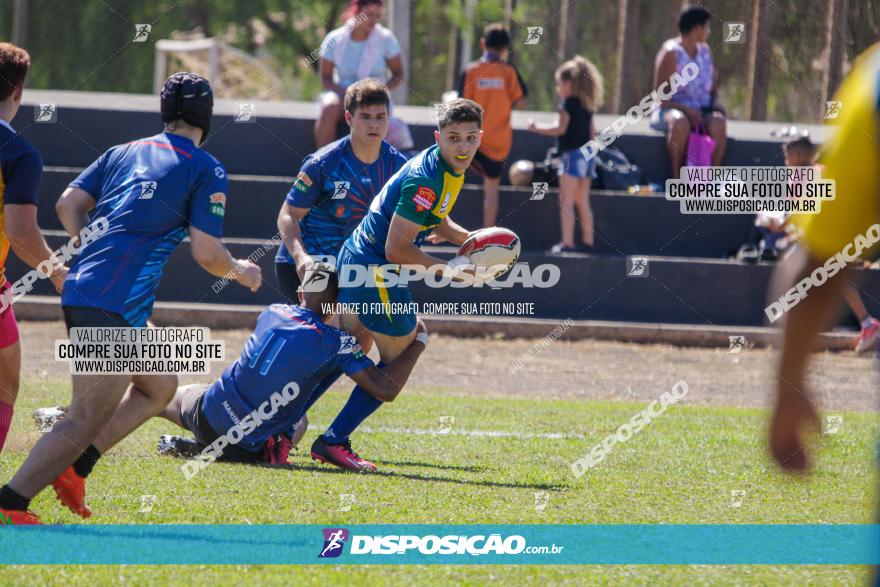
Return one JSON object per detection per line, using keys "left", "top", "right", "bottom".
{"left": 73, "top": 444, "right": 102, "bottom": 478}
{"left": 0, "top": 485, "right": 30, "bottom": 511}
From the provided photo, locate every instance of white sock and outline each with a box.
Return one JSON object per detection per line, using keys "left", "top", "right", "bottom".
{"left": 861, "top": 317, "right": 875, "bottom": 329}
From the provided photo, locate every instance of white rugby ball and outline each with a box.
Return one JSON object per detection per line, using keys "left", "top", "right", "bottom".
{"left": 458, "top": 227, "right": 521, "bottom": 278}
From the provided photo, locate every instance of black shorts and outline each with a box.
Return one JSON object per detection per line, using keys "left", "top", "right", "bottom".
{"left": 62, "top": 305, "right": 132, "bottom": 334}
{"left": 470, "top": 151, "right": 505, "bottom": 179}
{"left": 177, "top": 383, "right": 262, "bottom": 463}
{"left": 274, "top": 262, "right": 301, "bottom": 304}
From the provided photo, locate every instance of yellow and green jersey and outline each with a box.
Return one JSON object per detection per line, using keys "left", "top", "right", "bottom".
{"left": 341, "top": 144, "right": 464, "bottom": 265}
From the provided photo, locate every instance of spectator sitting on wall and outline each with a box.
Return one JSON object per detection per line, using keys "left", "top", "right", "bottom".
{"left": 314, "top": 0, "right": 404, "bottom": 149}
{"left": 650, "top": 4, "right": 727, "bottom": 178}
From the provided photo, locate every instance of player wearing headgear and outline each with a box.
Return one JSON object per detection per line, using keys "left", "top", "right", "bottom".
{"left": 309, "top": 98, "right": 486, "bottom": 472}
{"left": 156, "top": 263, "right": 428, "bottom": 467}
{"left": 0, "top": 72, "right": 262, "bottom": 524}
{"left": 0, "top": 43, "right": 69, "bottom": 455}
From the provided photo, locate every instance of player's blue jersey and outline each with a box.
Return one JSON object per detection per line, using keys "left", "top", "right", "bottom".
{"left": 275, "top": 136, "right": 407, "bottom": 263}
{"left": 200, "top": 304, "right": 373, "bottom": 451}
{"left": 0, "top": 119, "right": 42, "bottom": 288}
{"left": 62, "top": 132, "right": 227, "bottom": 326}
{"left": 342, "top": 144, "right": 464, "bottom": 265}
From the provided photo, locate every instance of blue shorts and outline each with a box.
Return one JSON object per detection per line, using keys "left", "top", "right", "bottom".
{"left": 336, "top": 246, "right": 417, "bottom": 337}
{"left": 558, "top": 148, "right": 597, "bottom": 179}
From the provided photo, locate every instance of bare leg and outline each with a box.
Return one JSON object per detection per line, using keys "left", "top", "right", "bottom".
{"left": 558, "top": 174, "right": 577, "bottom": 248}
{"left": 0, "top": 341, "right": 21, "bottom": 405}
{"left": 573, "top": 177, "right": 594, "bottom": 247}
{"left": 91, "top": 373, "right": 177, "bottom": 453}
{"left": 8, "top": 373, "right": 128, "bottom": 498}
{"left": 314, "top": 93, "right": 343, "bottom": 149}
{"left": 482, "top": 176, "right": 501, "bottom": 228}
{"left": 705, "top": 112, "right": 727, "bottom": 165}
{"left": 666, "top": 111, "right": 690, "bottom": 179}
{"left": 841, "top": 283, "right": 870, "bottom": 322}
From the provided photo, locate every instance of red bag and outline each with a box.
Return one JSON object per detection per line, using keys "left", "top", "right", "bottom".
{"left": 686, "top": 123, "right": 716, "bottom": 167}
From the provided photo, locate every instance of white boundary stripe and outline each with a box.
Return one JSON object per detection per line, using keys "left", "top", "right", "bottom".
{"left": 307, "top": 424, "right": 583, "bottom": 440}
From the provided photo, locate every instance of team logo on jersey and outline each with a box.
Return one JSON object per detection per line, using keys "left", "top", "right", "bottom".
{"left": 209, "top": 193, "right": 226, "bottom": 217}
{"left": 437, "top": 192, "right": 452, "bottom": 216}
{"left": 413, "top": 186, "right": 436, "bottom": 213}
{"left": 293, "top": 172, "right": 313, "bottom": 193}
{"left": 138, "top": 181, "right": 157, "bottom": 200}
{"left": 332, "top": 181, "right": 350, "bottom": 200}
{"left": 338, "top": 335, "right": 365, "bottom": 358}
{"left": 214, "top": 166, "right": 225, "bottom": 179}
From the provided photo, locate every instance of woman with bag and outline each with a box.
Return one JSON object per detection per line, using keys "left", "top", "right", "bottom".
{"left": 650, "top": 5, "right": 727, "bottom": 177}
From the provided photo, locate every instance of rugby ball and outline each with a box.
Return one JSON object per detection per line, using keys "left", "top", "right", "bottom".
{"left": 458, "top": 227, "right": 521, "bottom": 278}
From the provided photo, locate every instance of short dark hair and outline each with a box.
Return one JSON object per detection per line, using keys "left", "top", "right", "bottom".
{"left": 678, "top": 5, "right": 711, "bottom": 34}
{"left": 783, "top": 135, "right": 816, "bottom": 157}
{"left": 0, "top": 43, "right": 30, "bottom": 101}
{"left": 483, "top": 23, "right": 511, "bottom": 49}
{"left": 437, "top": 98, "right": 483, "bottom": 130}
{"left": 344, "top": 78, "right": 391, "bottom": 114}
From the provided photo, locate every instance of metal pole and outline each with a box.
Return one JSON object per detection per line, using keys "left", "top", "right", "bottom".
{"left": 388, "top": 0, "right": 411, "bottom": 105}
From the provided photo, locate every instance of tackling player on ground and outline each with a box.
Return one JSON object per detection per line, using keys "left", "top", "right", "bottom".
{"left": 157, "top": 263, "right": 428, "bottom": 466}
{"left": 0, "top": 72, "right": 262, "bottom": 524}
{"left": 767, "top": 43, "right": 880, "bottom": 583}
{"left": 310, "top": 98, "right": 486, "bottom": 471}
{"left": 0, "top": 43, "right": 69, "bottom": 454}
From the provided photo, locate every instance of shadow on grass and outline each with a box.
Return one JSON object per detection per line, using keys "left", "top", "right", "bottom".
{"left": 270, "top": 461, "right": 566, "bottom": 491}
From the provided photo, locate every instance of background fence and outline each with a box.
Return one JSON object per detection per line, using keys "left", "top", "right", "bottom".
{"left": 2, "top": 0, "right": 878, "bottom": 122}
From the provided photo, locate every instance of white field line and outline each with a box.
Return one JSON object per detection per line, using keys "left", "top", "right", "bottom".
{"left": 307, "top": 424, "right": 584, "bottom": 440}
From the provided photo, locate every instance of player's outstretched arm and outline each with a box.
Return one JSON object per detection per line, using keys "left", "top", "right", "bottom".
{"left": 769, "top": 248, "right": 845, "bottom": 472}
{"left": 349, "top": 320, "right": 429, "bottom": 402}
{"left": 276, "top": 203, "right": 313, "bottom": 279}
{"left": 189, "top": 226, "right": 262, "bottom": 292}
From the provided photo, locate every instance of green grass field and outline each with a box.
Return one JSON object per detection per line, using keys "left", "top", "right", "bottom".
{"left": 2, "top": 377, "right": 877, "bottom": 585}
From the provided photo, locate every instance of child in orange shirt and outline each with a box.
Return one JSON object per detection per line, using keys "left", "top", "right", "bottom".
{"left": 458, "top": 23, "right": 527, "bottom": 227}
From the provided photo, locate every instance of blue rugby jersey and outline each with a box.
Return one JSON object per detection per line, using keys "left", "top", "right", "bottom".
{"left": 62, "top": 132, "right": 227, "bottom": 326}
{"left": 275, "top": 136, "right": 406, "bottom": 263}
{"left": 200, "top": 304, "right": 374, "bottom": 451}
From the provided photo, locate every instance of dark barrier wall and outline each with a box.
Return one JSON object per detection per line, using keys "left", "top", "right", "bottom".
{"left": 38, "top": 170, "right": 754, "bottom": 257}
{"left": 14, "top": 98, "right": 786, "bottom": 183}
{"left": 7, "top": 236, "right": 878, "bottom": 327}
